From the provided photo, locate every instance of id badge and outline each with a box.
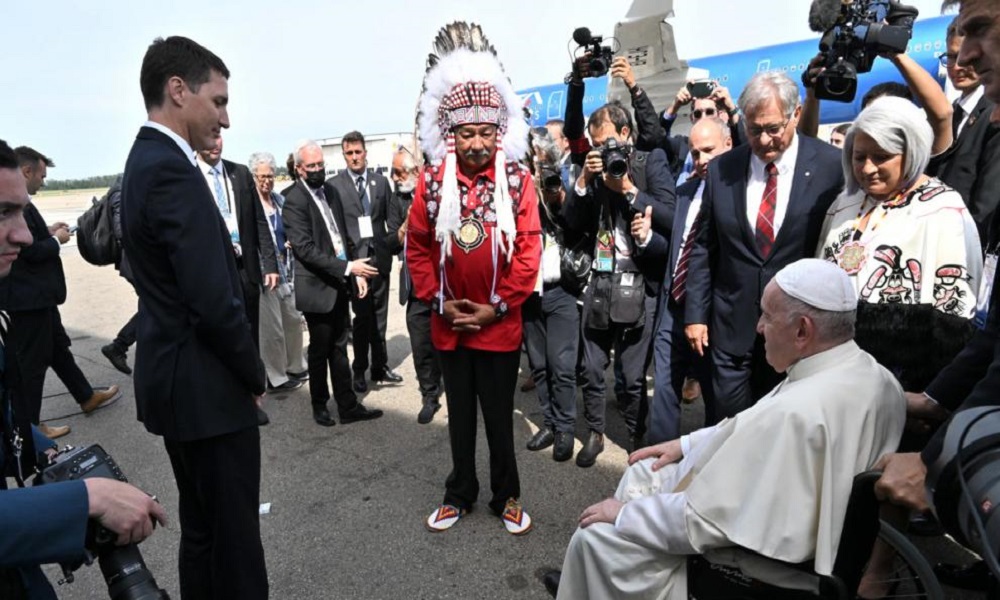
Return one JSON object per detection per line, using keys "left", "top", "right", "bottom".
{"left": 358, "top": 216, "right": 374, "bottom": 239}
{"left": 621, "top": 272, "right": 635, "bottom": 288}
{"left": 594, "top": 229, "right": 614, "bottom": 273}
{"left": 975, "top": 253, "right": 997, "bottom": 329}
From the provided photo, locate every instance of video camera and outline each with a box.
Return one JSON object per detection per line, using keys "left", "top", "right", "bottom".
{"left": 572, "top": 27, "right": 616, "bottom": 79}
{"left": 37, "top": 444, "right": 169, "bottom": 600}
{"left": 807, "top": 0, "right": 919, "bottom": 102}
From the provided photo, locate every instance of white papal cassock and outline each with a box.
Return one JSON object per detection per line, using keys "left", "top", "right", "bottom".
{"left": 557, "top": 341, "right": 905, "bottom": 599}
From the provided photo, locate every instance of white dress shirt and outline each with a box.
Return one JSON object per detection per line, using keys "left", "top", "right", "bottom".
{"left": 305, "top": 184, "right": 351, "bottom": 277}
{"left": 956, "top": 85, "right": 985, "bottom": 139}
{"left": 745, "top": 133, "right": 799, "bottom": 236}
{"left": 674, "top": 180, "right": 704, "bottom": 272}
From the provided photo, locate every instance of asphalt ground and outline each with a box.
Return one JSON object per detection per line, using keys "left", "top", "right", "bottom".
{"left": 28, "top": 195, "right": 987, "bottom": 599}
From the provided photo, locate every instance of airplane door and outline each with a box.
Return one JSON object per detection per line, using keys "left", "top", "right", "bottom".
{"left": 546, "top": 90, "right": 564, "bottom": 121}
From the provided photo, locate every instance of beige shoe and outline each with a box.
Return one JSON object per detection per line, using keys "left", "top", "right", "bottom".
{"left": 81, "top": 385, "right": 120, "bottom": 414}
{"left": 38, "top": 423, "right": 70, "bottom": 439}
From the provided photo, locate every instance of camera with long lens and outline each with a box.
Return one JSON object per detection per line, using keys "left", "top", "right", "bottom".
{"left": 926, "top": 407, "right": 1000, "bottom": 579}
{"left": 37, "top": 445, "right": 169, "bottom": 600}
{"left": 809, "top": 0, "right": 919, "bottom": 102}
{"left": 572, "top": 27, "right": 615, "bottom": 79}
{"left": 600, "top": 138, "right": 630, "bottom": 180}
{"left": 539, "top": 167, "right": 564, "bottom": 194}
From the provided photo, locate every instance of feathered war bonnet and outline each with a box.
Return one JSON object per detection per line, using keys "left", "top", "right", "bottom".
{"left": 417, "top": 22, "right": 530, "bottom": 260}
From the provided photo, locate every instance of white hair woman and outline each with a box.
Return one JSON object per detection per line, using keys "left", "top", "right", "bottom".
{"left": 249, "top": 151, "right": 308, "bottom": 392}
{"left": 817, "top": 95, "right": 983, "bottom": 393}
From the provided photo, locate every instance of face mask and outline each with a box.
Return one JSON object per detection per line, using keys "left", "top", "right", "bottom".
{"left": 397, "top": 179, "right": 416, "bottom": 194}
{"left": 304, "top": 169, "right": 326, "bottom": 189}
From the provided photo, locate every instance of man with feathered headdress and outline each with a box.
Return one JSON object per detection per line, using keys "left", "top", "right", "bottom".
{"left": 406, "top": 22, "right": 541, "bottom": 536}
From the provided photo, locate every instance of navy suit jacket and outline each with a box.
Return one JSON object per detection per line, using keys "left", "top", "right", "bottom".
{"left": 0, "top": 203, "right": 66, "bottom": 312}
{"left": 282, "top": 180, "right": 355, "bottom": 314}
{"left": 685, "top": 136, "right": 844, "bottom": 356}
{"left": 220, "top": 159, "right": 278, "bottom": 285}
{"left": 328, "top": 169, "right": 393, "bottom": 276}
{"left": 121, "top": 126, "right": 265, "bottom": 442}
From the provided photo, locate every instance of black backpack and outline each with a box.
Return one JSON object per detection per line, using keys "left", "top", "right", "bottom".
{"left": 76, "top": 186, "right": 120, "bottom": 266}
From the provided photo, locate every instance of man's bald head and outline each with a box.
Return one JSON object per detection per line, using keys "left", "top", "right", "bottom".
{"left": 689, "top": 118, "right": 732, "bottom": 180}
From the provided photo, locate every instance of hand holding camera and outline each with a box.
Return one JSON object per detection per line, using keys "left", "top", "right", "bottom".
{"left": 610, "top": 57, "right": 636, "bottom": 90}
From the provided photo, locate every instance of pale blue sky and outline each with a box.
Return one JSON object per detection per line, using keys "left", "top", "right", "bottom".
{"left": 5, "top": 0, "right": 950, "bottom": 179}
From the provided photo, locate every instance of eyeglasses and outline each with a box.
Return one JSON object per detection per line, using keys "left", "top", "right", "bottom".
{"left": 746, "top": 119, "right": 790, "bottom": 139}
{"left": 255, "top": 174, "right": 275, "bottom": 181}
{"left": 692, "top": 107, "right": 718, "bottom": 119}
{"left": 302, "top": 161, "right": 324, "bottom": 170}
{"left": 939, "top": 53, "right": 959, "bottom": 67}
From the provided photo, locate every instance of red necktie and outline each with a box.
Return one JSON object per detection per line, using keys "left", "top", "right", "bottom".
{"left": 755, "top": 162, "right": 777, "bottom": 258}
{"left": 670, "top": 211, "right": 703, "bottom": 305}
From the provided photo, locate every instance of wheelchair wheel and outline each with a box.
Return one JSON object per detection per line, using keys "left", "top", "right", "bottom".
{"left": 866, "top": 519, "right": 944, "bottom": 600}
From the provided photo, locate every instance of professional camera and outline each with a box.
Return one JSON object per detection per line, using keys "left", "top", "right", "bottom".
{"left": 600, "top": 138, "right": 630, "bottom": 180}
{"left": 572, "top": 27, "right": 616, "bottom": 79}
{"left": 37, "top": 445, "right": 169, "bottom": 600}
{"left": 808, "top": 0, "right": 919, "bottom": 102}
{"left": 539, "top": 167, "right": 564, "bottom": 194}
{"left": 926, "top": 407, "right": 1000, "bottom": 581}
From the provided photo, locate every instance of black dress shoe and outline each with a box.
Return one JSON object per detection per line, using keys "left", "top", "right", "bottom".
{"left": 312, "top": 406, "right": 336, "bottom": 427}
{"left": 934, "top": 560, "right": 993, "bottom": 590}
{"left": 542, "top": 570, "right": 561, "bottom": 598}
{"left": 340, "top": 403, "right": 384, "bottom": 424}
{"left": 286, "top": 370, "right": 309, "bottom": 382}
{"left": 417, "top": 399, "right": 441, "bottom": 424}
{"left": 353, "top": 378, "right": 368, "bottom": 394}
{"left": 101, "top": 343, "right": 132, "bottom": 375}
{"left": 553, "top": 432, "right": 574, "bottom": 462}
{"left": 267, "top": 379, "right": 304, "bottom": 393}
{"left": 576, "top": 431, "right": 604, "bottom": 468}
{"left": 526, "top": 429, "right": 555, "bottom": 451}
{"left": 372, "top": 368, "right": 404, "bottom": 384}
{"left": 256, "top": 407, "right": 270, "bottom": 426}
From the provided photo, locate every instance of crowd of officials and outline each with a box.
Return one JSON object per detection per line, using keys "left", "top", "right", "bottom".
{"left": 3, "top": 0, "right": 1000, "bottom": 597}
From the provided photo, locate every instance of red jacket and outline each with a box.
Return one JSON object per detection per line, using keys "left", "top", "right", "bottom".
{"left": 406, "top": 161, "right": 541, "bottom": 352}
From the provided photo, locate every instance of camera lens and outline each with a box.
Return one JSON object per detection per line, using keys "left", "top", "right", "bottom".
{"left": 542, "top": 173, "right": 563, "bottom": 192}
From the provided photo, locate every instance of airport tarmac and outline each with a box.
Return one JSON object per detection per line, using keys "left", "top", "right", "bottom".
{"left": 30, "top": 190, "right": 985, "bottom": 599}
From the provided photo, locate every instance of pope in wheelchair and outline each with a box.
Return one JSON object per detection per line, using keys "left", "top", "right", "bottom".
{"left": 550, "top": 259, "right": 906, "bottom": 599}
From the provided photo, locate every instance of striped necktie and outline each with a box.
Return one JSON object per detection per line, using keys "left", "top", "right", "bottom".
{"left": 755, "top": 162, "right": 777, "bottom": 258}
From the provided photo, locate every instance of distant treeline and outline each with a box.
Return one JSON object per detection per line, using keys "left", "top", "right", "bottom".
{"left": 44, "top": 174, "right": 122, "bottom": 191}
{"left": 45, "top": 166, "right": 291, "bottom": 192}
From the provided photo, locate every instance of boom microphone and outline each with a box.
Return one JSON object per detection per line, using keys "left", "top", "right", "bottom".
{"left": 573, "top": 27, "right": 595, "bottom": 45}
{"left": 809, "top": 0, "right": 844, "bottom": 32}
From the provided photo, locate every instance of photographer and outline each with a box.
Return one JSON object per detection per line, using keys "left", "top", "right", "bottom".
{"left": 612, "top": 57, "right": 746, "bottom": 181}
{"left": 562, "top": 102, "right": 675, "bottom": 464}
{"left": 0, "top": 138, "right": 165, "bottom": 599}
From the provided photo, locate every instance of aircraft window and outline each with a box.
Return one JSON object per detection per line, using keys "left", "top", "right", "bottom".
{"left": 923, "top": 42, "right": 931, "bottom": 51}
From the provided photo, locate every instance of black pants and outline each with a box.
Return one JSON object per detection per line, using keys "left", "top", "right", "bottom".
{"left": 113, "top": 312, "right": 138, "bottom": 349}
{"left": 303, "top": 295, "right": 358, "bottom": 414}
{"left": 649, "top": 297, "right": 714, "bottom": 443}
{"left": 10, "top": 307, "right": 93, "bottom": 423}
{"left": 709, "top": 335, "right": 784, "bottom": 422}
{"left": 439, "top": 347, "right": 521, "bottom": 515}
{"left": 579, "top": 293, "right": 658, "bottom": 436}
{"left": 164, "top": 427, "right": 267, "bottom": 600}
{"left": 351, "top": 273, "right": 389, "bottom": 378}
{"left": 405, "top": 299, "right": 441, "bottom": 400}
{"left": 522, "top": 287, "right": 579, "bottom": 434}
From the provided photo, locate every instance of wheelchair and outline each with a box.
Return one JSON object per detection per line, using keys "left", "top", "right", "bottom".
{"left": 687, "top": 471, "right": 944, "bottom": 599}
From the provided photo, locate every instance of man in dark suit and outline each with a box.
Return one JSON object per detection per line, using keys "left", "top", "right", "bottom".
{"left": 196, "top": 137, "right": 278, "bottom": 424}
{"left": 685, "top": 71, "right": 844, "bottom": 421}
{"left": 927, "top": 17, "right": 1000, "bottom": 246}
{"left": 281, "top": 140, "right": 383, "bottom": 427}
{"left": 327, "top": 131, "right": 402, "bottom": 393}
{"left": 0, "top": 147, "right": 119, "bottom": 440}
{"left": 120, "top": 36, "right": 268, "bottom": 599}
{"left": 647, "top": 118, "right": 732, "bottom": 444}
{"left": 385, "top": 147, "right": 442, "bottom": 424}
{"left": 0, "top": 138, "right": 167, "bottom": 600}
{"left": 561, "top": 102, "right": 674, "bottom": 466}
